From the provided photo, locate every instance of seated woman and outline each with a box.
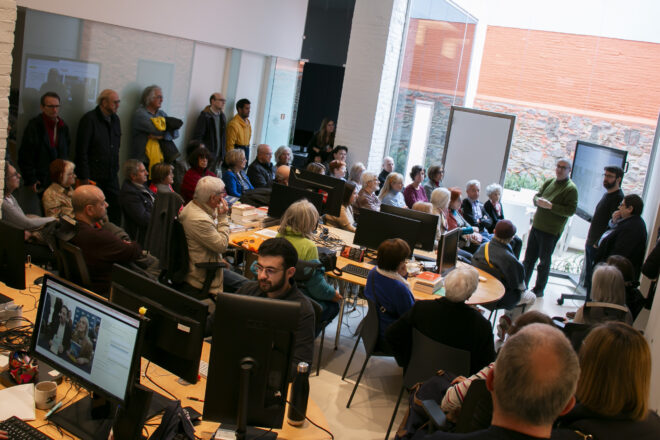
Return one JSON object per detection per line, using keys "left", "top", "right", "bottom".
{"left": 423, "top": 165, "right": 443, "bottom": 201}
{"left": 606, "top": 255, "right": 645, "bottom": 320}
{"left": 573, "top": 264, "right": 633, "bottom": 325}
{"left": 386, "top": 265, "right": 494, "bottom": 374}
{"left": 42, "top": 159, "right": 76, "bottom": 218}
{"left": 149, "top": 162, "right": 175, "bottom": 194}
{"left": 557, "top": 322, "right": 660, "bottom": 438}
{"left": 430, "top": 187, "right": 451, "bottom": 237}
{"left": 379, "top": 172, "right": 406, "bottom": 208}
{"left": 411, "top": 201, "right": 433, "bottom": 214}
{"left": 222, "top": 148, "right": 254, "bottom": 198}
{"left": 365, "top": 238, "right": 415, "bottom": 351}
{"left": 355, "top": 171, "right": 381, "bottom": 213}
{"left": 483, "top": 183, "right": 522, "bottom": 257}
{"left": 448, "top": 187, "right": 483, "bottom": 254}
{"left": 403, "top": 165, "right": 428, "bottom": 208}
{"left": 67, "top": 316, "right": 94, "bottom": 366}
{"left": 274, "top": 145, "right": 293, "bottom": 167}
{"left": 328, "top": 159, "right": 347, "bottom": 180}
{"left": 181, "top": 141, "right": 216, "bottom": 203}
{"left": 306, "top": 162, "right": 326, "bottom": 174}
{"left": 324, "top": 182, "right": 357, "bottom": 232}
{"left": 278, "top": 200, "right": 342, "bottom": 323}
{"left": 348, "top": 162, "right": 366, "bottom": 192}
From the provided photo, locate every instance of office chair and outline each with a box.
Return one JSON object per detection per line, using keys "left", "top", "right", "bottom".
{"left": 56, "top": 238, "right": 93, "bottom": 291}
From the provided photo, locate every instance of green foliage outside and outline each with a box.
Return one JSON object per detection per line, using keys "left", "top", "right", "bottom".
{"left": 504, "top": 171, "right": 544, "bottom": 192}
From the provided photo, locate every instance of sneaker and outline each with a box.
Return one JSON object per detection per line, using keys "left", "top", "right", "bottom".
{"left": 533, "top": 288, "right": 544, "bottom": 298}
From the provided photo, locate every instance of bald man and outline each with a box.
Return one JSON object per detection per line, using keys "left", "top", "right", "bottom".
{"left": 275, "top": 165, "right": 290, "bottom": 186}
{"left": 192, "top": 92, "right": 227, "bottom": 169}
{"left": 247, "top": 144, "right": 274, "bottom": 188}
{"left": 69, "top": 185, "right": 142, "bottom": 297}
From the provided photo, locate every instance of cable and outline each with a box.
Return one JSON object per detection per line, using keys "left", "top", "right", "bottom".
{"left": 13, "top": 287, "right": 39, "bottom": 311}
{"left": 143, "top": 361, "right": 178, "bottom": 400}
{"left": 285, "top": 399, "right": 334, "bottom": 440}
{"left": 0, "top": 316, "right": 34, "bottom": 351}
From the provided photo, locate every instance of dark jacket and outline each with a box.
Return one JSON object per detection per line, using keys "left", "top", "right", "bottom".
{"left": 75, "top": 106, "right": 121, "bottom": 181}
{"left": 642, "top": 237, "right": 660, "bottom": 280}
{"left": 411, "top": 425, "right": 582, "bottom": 439}
{"left": 119, "top": 180, "right": 155, "bottom": 246}
{"left": 472, "top": 239, "right": 526, "bottom": 309}
{"left": 483, "top": 200, "right": 504, "bottom": 234}
{"left": 192, "top": 106, "right": 226, "bottom": 162}
{"left": 556, "top": 403, "right": 660, "bottom": 440}
{"left": 595, "top": 215, "right": 648, "bottom": 278}
{"left": 143, "top": 191, "right": 184, "bottom": 267}
{"left": 18, "top": 114, "right": 70, "bottom": 187}
{"left": 246, "top": 159, "right": 274, "bottom": 189}
{"left": 462, "top": 198, "right": 493, "bottom": 232}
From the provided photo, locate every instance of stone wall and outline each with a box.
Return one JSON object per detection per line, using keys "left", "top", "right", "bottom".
{"left": 0, "top": 0, "right": 17, "bottom": 207}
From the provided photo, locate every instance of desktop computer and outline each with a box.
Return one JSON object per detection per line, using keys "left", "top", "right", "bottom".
{"left": 289, "top": 167, "right": 345, "bottom": 216}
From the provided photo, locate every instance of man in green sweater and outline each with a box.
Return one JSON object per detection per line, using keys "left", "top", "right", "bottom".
{"left": 522, "top": 158, "right": 578, "bottom": 297}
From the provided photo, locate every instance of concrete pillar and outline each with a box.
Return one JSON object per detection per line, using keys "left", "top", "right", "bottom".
{"left": 0, "top": 0, "right": 17, "bottom": 209}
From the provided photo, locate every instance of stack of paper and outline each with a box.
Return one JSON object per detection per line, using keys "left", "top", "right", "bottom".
{"left": 414, "top": 271, "right": 443, "bottom": 294}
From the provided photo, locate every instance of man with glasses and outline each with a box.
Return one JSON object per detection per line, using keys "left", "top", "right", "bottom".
{"left": 75, "top": 89, "right": 123, "bottom": 224}
{"left": 18, "top": 91, "right": 71, "bottom": 193}
{"left": 583, "top": 166, "right": 624, "bottom": 298}
{"left": 192, "top": 92, "right": 227, "bottom": 170}
{"left": 522, "top": 158, "right": 578, "bottom": 297}
{"left": 247, "top": 144, "right": 275, "bottom": 188}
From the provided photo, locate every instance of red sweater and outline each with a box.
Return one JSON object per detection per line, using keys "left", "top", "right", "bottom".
{"left": 180, "top": 167, "right": 216, "bottom": 203}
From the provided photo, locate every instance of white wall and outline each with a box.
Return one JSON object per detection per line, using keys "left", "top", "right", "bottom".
{"left": 234, "top": 51, "right": 267, "bottom": 161}
{"left": 17, "top": 0, "right": 308, "bottom": 59}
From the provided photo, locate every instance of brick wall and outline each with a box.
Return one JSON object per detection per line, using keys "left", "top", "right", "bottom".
{"left": 0, "top": 0, "right": 16, "bottom": 207}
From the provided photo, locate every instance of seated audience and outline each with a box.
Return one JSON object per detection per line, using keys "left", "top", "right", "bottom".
{"left": 387, "top": 266, "right": 494, "bottom": 374}
{"left": 348, "top": 162, "right": 366, "bottom": 191}
{"left": 181, "top": 141, "right": 216, "bottom": 203}
{"left": 379, "top": 172, "right": 406, "bottom": 208}
{"left": 403, "top": 165, "right": 428, "bottom": 208}
{"left": 461, "top": 180, "right": 493, "bottom": 233}
{"left": 573, "top": 264, "right": 632, "bottom": 325}
{"left": 414, "top": 323, "right": 579, "bottom": 440}
{"left": 324, "top": 145, "right": 347, "bottom": 176}
{"left": 148, "top": 162, "right": 175, "bottom": 194}
{"left": 483, "top": 183, "right": 504, "bottom": 233}
{"left": 471, "top": 220, "right": 536, "bottom": 337}
{"left": 42, "top": 159, "right": 76, "bottom": 218}
{"left": 328, "top": 159, "right": 347, "bottom": 180}
{"left": 606, "top": 255, "right": 645, "bottom": 320}
{"left": 423, "top": 165, "right": 443, "bottom": 201}
{"left": 278, "top": 200, "right": 342, "bottom": 324}
{"left": 448, "top": 187, "right": 482, "bottom": 253}
{"left": 557, "top": 322, "right": 660, "bottom": 439}
{"left": 222, "top": 148, "right": 254, "bottom": 197}
{"left": 275, "top": 165, "right": 290, "bottom": 186}
{"left": 306, "top": 162, "right": 326, "bottom": 174}
{"left": 3, "top": 162, "right": 56, "bottom": 231}
{"left": 411, "top": 201, "right": 433, "bottom": 214}
{"left": 430, "top": 187, "right": 451, "bottom": 237}
{"left": 324, "top": 182, "right": 357, "bottom": 232}
{"left": 355, "top": 171, "right": 381, "bottom": 213}
{"left": 274, "top": 145, "right": 293, "bottom": 167}
{"left": 364, "top": 238, "right": 415, "bottom": 350}
{"left": 247, "top": 143, "right": 274, "bottom": 188}
{"left": 119, "top": 159, "right": 154, "bottom": 246}
{"left": 378, "top": 156, "right": 394, "bottom": 189}
{"left": 70, "top": 185, "right": 142, "bottom": 296}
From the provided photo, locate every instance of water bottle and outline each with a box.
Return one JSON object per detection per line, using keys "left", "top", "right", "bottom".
{"left": 287, "top": 362, "right": 310, "bottom": 426}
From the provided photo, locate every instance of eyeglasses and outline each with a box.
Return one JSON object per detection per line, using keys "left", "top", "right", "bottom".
{"left": 255, "top": 264, "right": 284, "bottom": 277}
{"left": 603, "top": 173, "right": 617, "bottom": 179}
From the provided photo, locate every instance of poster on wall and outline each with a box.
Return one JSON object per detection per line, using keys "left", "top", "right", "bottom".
{"left": 24, "top": 55, "right": 101, "bottom": 107}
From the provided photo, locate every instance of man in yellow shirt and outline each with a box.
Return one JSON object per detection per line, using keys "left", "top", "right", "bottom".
{"left": 225, "top": 98, "right": 251, "bottom": 163}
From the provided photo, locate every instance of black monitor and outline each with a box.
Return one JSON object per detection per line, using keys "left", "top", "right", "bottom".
{"left": 109, "top": 264, "right": 207, "bottom": 384}
{"left": 30, "top": 275, "right": 147, "bottom": 439}
{"left": 437, "top": 228, "right": 461, "bottom": 275}
{"left": 289, "top": 166, "right": 345, "bottom": 216}
{"left": 353, "top": 208, "right": 421, "bottom": 255}
{"left": 268, "top": 182, "right": 324, "bottom": 218}
{"left": 0, "top": 220, "right": 26, "bottom": 290}
{"left": 203, "top": 292, "right": 300, "bottom": 439}
{"left": 380, "top": 205, "right": 439, "bottom": 251}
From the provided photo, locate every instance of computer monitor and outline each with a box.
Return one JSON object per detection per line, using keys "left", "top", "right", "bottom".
{"left": 109, "top": 264, "right": 207, "bottom": 384}
{"left": 437, "top": 228, "right": 461, "bottom": 274}
{"left": 289, "top": 166, "right": 345, "bottom": 216}
{"left": 268, "top": 182, "right": 324, "bottom": 218}
{"left": 353, "top": 208, "right": 421, "bottom": 255}
{"left": 203, "top": 292, "right": 300, "bottom": 438}
{"left": 380, "top": 205, "right": 439, "bottom": 251}
{"left": 0, "top": 220, "right": 26, "bottom": 290}
{"left": 30, "top": 274, "right": 146, "bottom": 439}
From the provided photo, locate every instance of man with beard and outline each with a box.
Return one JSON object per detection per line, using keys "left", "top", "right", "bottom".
{"left": 235, "top": 238, "right": 315, "bottom": 373}
{"left": 584, "top": 166, "right": 624, "bottom": 299}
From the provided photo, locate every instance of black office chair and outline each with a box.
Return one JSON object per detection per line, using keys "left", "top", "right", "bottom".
{"left": 342, "top": 299, "right": 395, "bottom": 408}
{"left": 56, "top": 238, "right": 92, "bottom": 291}
{"left": 561, "top": 321, "right": 593, "bottom": 352}
{"left": 385, "top": 329, "right": 470, "bottom": 440}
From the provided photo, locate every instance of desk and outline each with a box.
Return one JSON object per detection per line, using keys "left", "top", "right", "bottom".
{"left": 1, "top": 265, "right": 332, "bottom": 439}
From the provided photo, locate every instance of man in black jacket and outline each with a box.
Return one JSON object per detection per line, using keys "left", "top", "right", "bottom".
{"left": 462, "top": 179, "right": 493, "bottom": 233}
{"left": 247, "top": 144, "right": 274, "bottom": 188}
{"left": 18, "top": 92, "right": 70, "bottom": 193}
{"left": 118, "top": 159, "right": 154, "bottom": 246}
{"left": 192, "top": 92, "right": 226, "bottom": 170}
{"left": 76, "top": 89, "right": 122, "bottom": 224}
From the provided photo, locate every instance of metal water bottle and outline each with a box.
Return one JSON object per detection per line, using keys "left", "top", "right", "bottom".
{"left": 287, "top": 362, "right": 310, "bottom": 426}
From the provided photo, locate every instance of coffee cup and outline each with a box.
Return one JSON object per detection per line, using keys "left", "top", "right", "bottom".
{"left": 35, "top": 380, "right": 57, "bottom": 410}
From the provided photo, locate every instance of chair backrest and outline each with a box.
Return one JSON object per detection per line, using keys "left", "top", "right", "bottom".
{"left": 57, "top": 238, "right": 92, "bottom": 289}
{"left": 562, "top": 322, "right": 593, "bottom": 352}
{"left": 403, "top": 329, "right": 471, "bottom": 389}
{"left": 167, "top": 218, "right": 191, "bottom": 285}
{"left": 361, "top": 299, "right": 384, "bottom": 356}
{"left": 583, "top": 301, "right": 630, "bottom": 323}
{"left": 144, "top": 191, "right": 184, "bottom": 267}
{"left": 453, "top": 379, "right": 492, "bottom": 433}
{"left": 307, "top": 296, "right": 324, "bottom": 332}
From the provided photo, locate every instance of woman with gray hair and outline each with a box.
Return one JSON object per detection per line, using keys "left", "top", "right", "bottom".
{"left": 483, "top": 183, "right": 504, "bottom": 234}
{"left": 430, "top": 187, "right": 451, "bottom": 236}
{"left": 355, "top": 171, "right": 381, "bottom": 213}
{"left": 274, "top": 145, "right": 293, "bottom": 167}
{"left": 573, "top": 264, "right": 632, "bottom": 325}
{"left": 386, "top": 265, "right": 495, "bottom": 373}
{"left": 131, "top": 84, "right": 179, "bottom": 165}
{"left": 348, "top": 162, "right": 366, "bottom": 191}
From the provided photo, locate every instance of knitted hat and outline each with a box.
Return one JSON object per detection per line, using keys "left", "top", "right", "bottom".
{"left": 494, "top": 219, "right": 516, "bottom": 239}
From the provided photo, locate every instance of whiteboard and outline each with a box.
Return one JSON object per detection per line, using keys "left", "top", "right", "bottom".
{"left": 441, "top": 107, "right": 516, "bottom": 201}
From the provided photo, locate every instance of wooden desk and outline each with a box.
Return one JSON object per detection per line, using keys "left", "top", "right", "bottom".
{"left": 1, "top": 265, "right": 332, "bottom": 439}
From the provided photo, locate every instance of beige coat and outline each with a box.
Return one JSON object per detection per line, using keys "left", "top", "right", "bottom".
{"left": 179, "top": 200, "right": 230, "bottom": 294}
{"left": 42, "top": 183, "right": 74, "bottom": 218}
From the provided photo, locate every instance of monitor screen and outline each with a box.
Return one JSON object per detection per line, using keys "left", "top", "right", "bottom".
{"left": 380, "top": 205, "right": 439, "bottom": 251}
{"left": 437, "top": 228, "right": 460, "bottom": 274}
{"left": 203, "top": 292, "right": 300, "bottom": 429}
{"left": 289, "top": 167, "right": 345, "bottom": 216}
{"left": 268, "top": 183, "right": 324, "bottom": 219}
{"left": 353, "top": 209, "right": 421, "bottom": 254}
{"left": 0, "top": 220, "right": 26, "bottom": 290}
{"left": 31, "top": 275, "right": 144, "bottom": 403}
{"left": 109, "top": 264, "right": 207, "bottom": 384}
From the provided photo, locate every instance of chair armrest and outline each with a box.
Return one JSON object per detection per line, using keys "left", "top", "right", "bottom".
{"left": 421, "top": 399, "right": 447, "bottom": 432}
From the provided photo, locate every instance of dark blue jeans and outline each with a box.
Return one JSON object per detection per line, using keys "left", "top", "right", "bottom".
{"left": 583, "top": 244, "right": 597, "bottom": 301}
{"left": 523, "top": 227, "right": 559, "bottom": 296}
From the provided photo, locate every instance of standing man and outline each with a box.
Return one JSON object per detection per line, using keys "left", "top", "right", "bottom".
{"left": 247, "top": 144, "right": 274, "bottom": 188}
{"left": 583, "top": 166, "right": 624, "bottom": 298}
{"left": 131, "top": 85, "right": 179, "bottom": 166}
{"left": 226, "top": 98, "right": 251, "bottom": 162}
{"left": 522, "top": 158, "right": 578, "bottom": 297}
{"left": 76, "top": 89, "right": 122, "bottom": 225}
{"left": 192, "top": 92, "right": 226, "bottom": 170}
{"left": 19, "top": 92, "right": 71, "bottom": 193}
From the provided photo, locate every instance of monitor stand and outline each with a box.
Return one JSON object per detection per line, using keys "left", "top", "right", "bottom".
{"left": 232, "top": 357, "right": 277, "bottom": 440}
{"left": 49, "top": 393, "right": 115, "bottom": 440}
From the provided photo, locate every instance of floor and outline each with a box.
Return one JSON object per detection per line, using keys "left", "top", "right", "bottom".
{"left": 307, "top": 272, "right": 584, "bottom": 440}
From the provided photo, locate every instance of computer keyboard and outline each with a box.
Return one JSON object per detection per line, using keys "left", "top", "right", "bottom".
{"left": 341, "top": 264, "right": 371, "bottom": 279}
{"left": 0, "top": 416, "right": 54, "bottom": 439}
